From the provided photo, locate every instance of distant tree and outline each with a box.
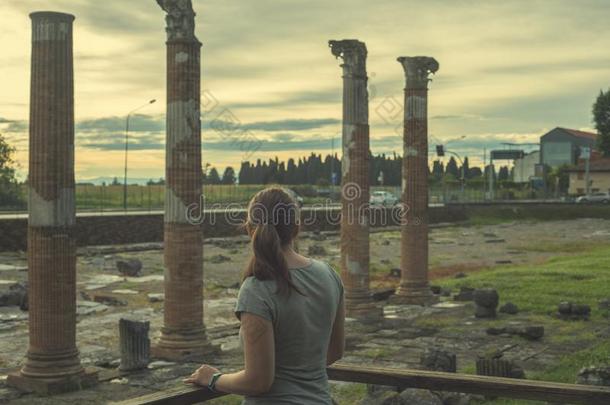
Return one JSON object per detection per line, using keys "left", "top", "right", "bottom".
{"left": 238, "top": 161, "right": 250, "bottom": 184}
{"left": 111, "top": 177, "right": 120, "bottom": 186}
{"left": 593, "top": 89, "right": 610, "bottom": 156}
{"left": 431, "top": 160, "right": 444, "bottom": 181}
{"left": 285, "top": 158, "right": 297, "bottom": 184}
{"left": 0, "top": 133, "right": 22, "bottom": 206}
{"left": 221, "top": 166, "right": 236, "bottom": 185}
{"left": 460, "top": 157, "right": 470, "bottom": 179}
{"left": 469, "top": 167, "right": 483, "bottom": 178}
{"left": 445, "top": 157, "right": 460, "bottom": 178}
{"left": 498, "top": 166, "right": 510, "bottom": 182}
{"left": 207, "top": 168, "right": 221, "bottom": 184}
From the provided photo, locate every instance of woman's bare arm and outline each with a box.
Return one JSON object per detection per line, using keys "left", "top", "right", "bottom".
{"left": 326, "top": 296, "right": 345, "bottom": 366}
{"left": 214, "top": 312, "right": 275, "bottom": 395}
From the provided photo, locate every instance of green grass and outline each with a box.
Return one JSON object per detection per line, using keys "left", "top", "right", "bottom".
{"left": 436, "top": 246, "right": 610, "bottom": 318}
{"left": 476, "top": 339, "right": 610, "bottom": 404}
{"left": 433, "top": 247, "right": 610, "bottom": 404}
{"left": 508, "top": 240, "right": 608, "bottom": 253}
{"left": 533, "top": 339, "right": 610, "bottom": 383}
{"left": 330, "top": 382, "right": 368, "bottom": 404}
{"left": 9, "top": 184, "right": 329, "bottom": 212}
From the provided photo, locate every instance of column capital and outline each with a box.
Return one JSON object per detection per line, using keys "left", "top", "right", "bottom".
{"left": 30, "top": 11, "right": 75, "bottom": 22}
{"left": 157, "top": 0, "right": 199, "bottom": 43}
{"left": 30, "top": 11, "right": 74, "bottom": 42}
{"left": 397, "top": 56, "right": 439, "bottom": 89}
{"left": 329, "top": 39, "right": 367, "bottom": 78}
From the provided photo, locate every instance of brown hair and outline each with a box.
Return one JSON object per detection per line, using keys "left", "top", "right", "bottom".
{"left": 242, "top": 187, "right": 303, "bottom": 295}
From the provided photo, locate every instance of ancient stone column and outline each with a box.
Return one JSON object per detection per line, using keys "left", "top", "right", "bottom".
{"left": 8, "top": 12, "right": 96, "bottom": 394}
{"left": 119, "top": 319, "right": 151, "bottom": 371}
{"left": 153, "top": 0, "right": 211, "bottom": 360}
{"left": 394, "top": 56, "right": 439, "bottom": 305}
{"left": 329, "top": 40, "right": 379, "bottom": 318}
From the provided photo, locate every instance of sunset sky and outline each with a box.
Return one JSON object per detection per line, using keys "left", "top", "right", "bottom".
{"left": 1, "top": 0, "right": 609, "bottom": 182}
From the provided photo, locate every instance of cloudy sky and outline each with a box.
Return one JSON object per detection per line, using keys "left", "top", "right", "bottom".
{"left": 1, "top": 0, "right": 608, "bottom": 181}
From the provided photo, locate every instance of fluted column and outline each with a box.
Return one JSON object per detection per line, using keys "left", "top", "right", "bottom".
{"left": 329, "top": 40, "right": 380, "bottom": 319}
{"left": 153, "top": 0, "right": 212, "bottom": 360}
{"left": 394, "top": 56, "right": 439, "bottom": 305}
{"left": 8, "top": 12, "right": 96, "bottom": 394}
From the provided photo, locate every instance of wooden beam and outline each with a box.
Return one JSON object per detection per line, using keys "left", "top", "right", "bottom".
{"left": 112, "top": 364, "right": 610, "bottom": 405}
{"left": 328, "top": 364, "right": 610, "bottom": 405}
{"left": 110, "top": 385, "right": 227, "bottom": 405}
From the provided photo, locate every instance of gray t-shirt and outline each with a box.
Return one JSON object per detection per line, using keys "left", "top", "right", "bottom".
{"left": 235, "top": 259, "right": 344, "bottom": 405}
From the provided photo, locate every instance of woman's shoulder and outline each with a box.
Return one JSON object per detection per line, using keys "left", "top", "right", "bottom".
{"left": 240, "top": 275, "right": 276, "bottom": 294}
{"left": 307, "top": 259, "right": 342, "bottom": 283}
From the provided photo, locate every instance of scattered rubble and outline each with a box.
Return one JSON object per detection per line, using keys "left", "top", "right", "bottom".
{"left": 499, "top": 302, "right": 519, "bottom": 314}
{"left": 93, "top": 295, "right": 127, "bottom": 307}
{"left": 577, "top": 366, "right": 610, "bottom": 387}
{"left": 147, "top": 293, "right": 165, "bottom": 303}
{"left": 474, "top": 288, "right": 499, "bottom": 318}
{"left": 420, "top": 348, "right": 456, "bottom": 372}
{"left": 557, "top": 302, "right": 591, "bottom": 320}
{"left": 476, "top": 353, "right": 525, "bottom": 379}
{"left": 116, "top": 259, "right": 143, "bottom": 277}
{"left": 453, "top": 286, "right": 474, "bottom": 301}
{"left": 208, "top": 254, "right": 231, "bottom": 264}
{"left": 487, "top": 325, "right": 544, "bottom": 340}
{"left": 0, "top": 282, "right": 27, "bottom": 310}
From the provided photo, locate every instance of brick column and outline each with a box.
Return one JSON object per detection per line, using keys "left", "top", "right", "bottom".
{"left": 8, "top": 12, "right": 96, "bottom": 394}
{"left": 329, "top": 40, "right": 380, "bottom": 319}
{"left": 394, "top": 56, "right": 439, "bottom": 305}
{"left": 153, "top": 0, "right": 212, "bottom": 360}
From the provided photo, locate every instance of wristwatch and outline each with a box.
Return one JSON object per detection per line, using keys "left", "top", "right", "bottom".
{"left": 208, "top": 372, "right": 223, "bottom": 393}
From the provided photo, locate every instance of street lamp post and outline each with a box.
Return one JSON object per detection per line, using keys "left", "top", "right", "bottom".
{"left": 123, "top": 99, "right": 156, "bottom": 211}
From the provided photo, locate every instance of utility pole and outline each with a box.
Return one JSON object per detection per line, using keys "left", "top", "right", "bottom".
{"left": 489, "top": 158, "right": 495, "bottom": 201}
{"left": 123, "top": 99, "right": 156, "bottom": 211}
{"left": 330, "top": 137, "right": 335, "bottom": 186}
{"left": 583, "top": 146, "right": 591, "bottom": 195}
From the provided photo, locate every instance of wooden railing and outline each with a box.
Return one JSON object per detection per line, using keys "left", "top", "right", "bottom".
{"left": 112, "top": 363, "right": 610, "bottom": 405}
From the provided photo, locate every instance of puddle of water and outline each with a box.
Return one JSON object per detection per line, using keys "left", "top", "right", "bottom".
{"left": 433, "top": 301, "right": 465, "bottom": 309}
{"left": 112, "top": 289, "right": 139, "bottom": 295}
{"left": 82, "top": 275, "right": 124, "bottom": 285}
{"left": 126, "top": 275, "right": 164, "bottom": 283}
{"left": 0, "top": 264, "right": 27, "bottom": 272}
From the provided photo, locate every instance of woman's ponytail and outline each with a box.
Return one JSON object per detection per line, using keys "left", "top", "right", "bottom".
{"left": 242, "top": 188, "right": 303, "bottom": 296}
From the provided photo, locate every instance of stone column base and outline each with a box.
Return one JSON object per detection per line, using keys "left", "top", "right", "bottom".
{"left": 391, "top": 286, "right": 438, "bottom": 306}
{"left": 152, "top": 329, "right": 218, "bottom": 361}
{"left": 7, "top": 367, "right": 98, "bottom": 395}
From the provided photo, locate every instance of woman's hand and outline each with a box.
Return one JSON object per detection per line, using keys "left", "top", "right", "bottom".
{"left": 183, "top": 364, "right": 220, "bottom": 386}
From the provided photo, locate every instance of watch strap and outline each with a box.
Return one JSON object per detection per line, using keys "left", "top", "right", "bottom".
{"left": 208, "top": 372, "right": 222, "bottom": 393}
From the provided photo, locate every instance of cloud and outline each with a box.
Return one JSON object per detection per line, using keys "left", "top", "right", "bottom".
{"left": 4, "top": 0, "right": 610, "bottom": 177}
{"left": 2, "top": 120, "right": 27, "bottom": 133}
{"left": 77, "top": 114, "right": 164, "bottom": 133}
{"left": 238, "top": 118, "right": 339, "bottom": 132}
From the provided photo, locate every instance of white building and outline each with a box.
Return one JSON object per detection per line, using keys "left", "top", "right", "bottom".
{"left": 513, "top": 151, "right": 540, "bottom": 183}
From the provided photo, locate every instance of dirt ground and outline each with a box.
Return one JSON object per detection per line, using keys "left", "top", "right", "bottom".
{"left": 1, "top": 218, "right": 609, "bottom": 403}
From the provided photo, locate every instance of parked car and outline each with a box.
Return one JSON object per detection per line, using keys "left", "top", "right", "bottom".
{"left": 576, "top": 192, "right": 610, "bottom": 204}
{"left": 370, "top": 191, "right": 399, "bottom": 206}
{"left": 284, "top": 188, "right": 304, "bottom": 207}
